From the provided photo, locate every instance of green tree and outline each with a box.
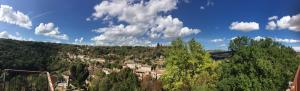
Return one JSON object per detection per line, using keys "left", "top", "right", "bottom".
{"left": 89, "top": 68, "right": 140, "bottom": 91}
{"left": 217, "top": 36, "right": 300, "bottom": 91}
{"left": 161, "top": 38, "right": 220, "bottom": 91}
{"left": 70, "top": 62, "right": 89, "bottom": 88}
{"left": 229, "top": 36, "right": 251, "bottom": 51}
{"left": 88, "top": 71, "right": 106, "bottom": 91}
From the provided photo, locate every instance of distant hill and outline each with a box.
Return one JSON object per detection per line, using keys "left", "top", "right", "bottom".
{"left": 0, "top": 38, "right": 164, "bottom": 71}
{"left": 209, "top": 51, "right": 232, "bottom": 60}
{"left": 0, "top": 38, "right": 233, "bottom": 72}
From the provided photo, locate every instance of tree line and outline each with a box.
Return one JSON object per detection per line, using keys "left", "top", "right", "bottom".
{"left": 0, "top": 36, "right": 299, "bottom": 91}
{"left": 161, "top": 36, "right": 300, "bottom": 91}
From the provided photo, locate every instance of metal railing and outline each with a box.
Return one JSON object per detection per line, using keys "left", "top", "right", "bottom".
{"left": 0, "top": 69, "right": 54, "bottom": 91}
{"left": 288, "top": 65, "right": 300, "bottom": 91}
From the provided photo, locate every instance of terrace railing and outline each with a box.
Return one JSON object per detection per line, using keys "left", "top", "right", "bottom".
{"left": 0, "top": 69, "right": 54, "bottom": 91}
{"left": 289, "top": 65, "right": 300, "bottom": 91}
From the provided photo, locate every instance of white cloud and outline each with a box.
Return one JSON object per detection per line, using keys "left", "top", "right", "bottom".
{"left": 199, "top": 0, "right": 213, "bottom": 10}
{"left": 277, "top": 16, "right": 291, "bottom": 29}
{"left": 211, "top": 38, "right": 224, "bottom": 43}
{"left": 220, "top": 44, "right": 226, "bottom": 47}
{"left": 200, "top": 6, "right": 205, "bottom": 10}
{"left": 206, "top": 0, "right": 214, "bottom": 6}
{"left": 273, "top": 38, "right": 300, "bottom": 43}
{"left": 268, "top": 16, "right": 278, "bottom": 20}
{"left": 253, "top": 36, "right": 300, "bottom": 43}
{"left": 91, "top": 24, "right": 153, "bottom": 46}
{"left": 89, "top": 0, "right": 200, "bottom": 46}
{"left": 182, "top": 0, "right": 190, "bottom": 3}
{"left": 0, "top": 31, "right": 10, "bottom": 39}
{"left": 266, "top": 13, "right": 300, "bottom": 32}
{"left": 0, "top": 5, "right": 32, "bottom": 29}
{"left": 293, "top": 46, "right": 300, "bottom": 52}
{"left": 0, "top": 31, "right": 31, "bottom": 41}
{"left": 230, "top": 36, "right": 238, "bottom": 40}
{"left": 265, "top": 21, "right": 277, "bottom": 30}
{"left": 288, "top": 14, "right": 300, "bottom": 31}
{"left": 35, "top": 22, "right": 69, "bottom": 40}
{"left": 253, "top": 36, "right": 266, "bottom": 41}
{"left": 86, "top": 18, "right": 91, "bottom": 21}
{"left": 15, "top": 32, "right": 20, "bottom": 36}
{"left": 27, "top": 38, "right": 34, "bottom": 41}
{"left": 155, "top": 15, "right": 200, "bottom": 39}
{"left": 74, "top": 37, "right": 84, "bottom": 44}
{"left": 229, "top": 21, "right": 259, "bottom": 32}
{"left": 49, "top": 40, "right": 61, "bottom": 43}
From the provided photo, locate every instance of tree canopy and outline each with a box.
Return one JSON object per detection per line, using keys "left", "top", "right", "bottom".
{"left": 1, "top": 37, "right": 300, "bottom": 91}
{"left": 89, "top": 68, "right": 140, "bottom": 91}
{"left": 161, "top": 38, "right": 220, "bottom": 91}
{"left": 70, "top": 62, "right": 89, "bottom": 88}
{"left": 217, "top": 36, "right": 300, "bottom": 91}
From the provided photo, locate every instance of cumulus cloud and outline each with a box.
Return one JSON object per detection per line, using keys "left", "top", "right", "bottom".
{"left": 211, "top": 38, "right": 224, "bottom": 43}
{"left": 35, "top": 22, "right": 69, "bottom": 40}
{"left": 277, "top": 16, "right": 292, "bottom": 29}
{"left": 0, "top": 31, "right": 31, "bottom": 41}
{"left": 0, "top": 31, "right": 12, "bottom": 39}
{"left": 229, "top": 21, "right": 259, "bottom": 32}
{"left": 266, "top": 13, "right": 300, "bottom": 32}
{"left": 200, "top": 6, "right": 205, "bottom": 10}
{"left": 0, "top": 5, "right": 32, "bottom": 29}
{"left": 74, "top": 37, "right": 84, "bottom": 44}
{"left": 253, "top": 36, "right": 300, "bottom": 43}
{"left": 229, "top": 37, "right": 237, "bottom": 40}
{"left": 273, "top": 38, "right": 300, "bottom": 43}
{"left": 253, "top": 36, "right": 266, "bottom": 41}
{"left": 293, "top": 46, "right": 300, "bottom": 52}
{"left": 199, "top": 0, "right": 214, "bottom": 10}
{"left": 268, "top": 16, "right": 278, "bottom": 20}
{"left": 182, "top": 0, "right": 190, "bottom": 3}
{"left": 211, "top": 38, "right": 226, "bottom": 48}
{"left": 89, "top": 0, "right": 200, "bottom": 46}
{"left": 265, "top": 21, "right": 277, "bottom": 30}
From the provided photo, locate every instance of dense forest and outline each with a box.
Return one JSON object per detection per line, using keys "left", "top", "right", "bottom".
{"left": 0, "top": 36, "right": 299, "bottom": 91}
{"left": 0, "top": 38, "right": 164, "bottom": 71}
{"left": 0, "top": 38, "right": 164, "bottom": 90}
{"left": 160, "top": 37, "right": 300, "bottom": 91}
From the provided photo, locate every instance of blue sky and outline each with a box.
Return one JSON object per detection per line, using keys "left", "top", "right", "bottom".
{"left": 0, "top": 0, "right": 300, "bottom": 51}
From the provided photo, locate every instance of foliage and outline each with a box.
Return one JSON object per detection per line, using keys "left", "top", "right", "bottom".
{"left": 0, "top": 38, "right": 165, "bottom": 90}
{"left": 217, "top": 36, "right": 300, "bottom": 91}
{"left": 88, "top": 71, "right": 106, "bottom": 91}
{"left": 0, "top": 39, "right": 61, "bottom": 71}
{"left": 229, "top": 36, "right": 251, "bottom": 51}
{"left": 70, "top": 62, "right": 89, "bottom": 88}
{"left": 102, "top": 60, "right": 122, "bottom": 69}
{"left": 161, "top": 38, "right": 220, "bottom": 91}
{"left": 1, "top": 37, "right": 300, "bottom": 91}
{"left": 89, "top": 68, "right": 140, "bottom": 91}
{"left": 0, "top": 38, "right": 164, "bottom": 71}
{"left": 4, "top": 73, "right": 48, "bottom": 91}
{"left": 141, "top": 75, "right": 163, "bottom": 91}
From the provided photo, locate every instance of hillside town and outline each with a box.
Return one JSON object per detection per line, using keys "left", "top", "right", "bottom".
{"left": 53, "top": 47, "right": 166, "bottom": 90}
